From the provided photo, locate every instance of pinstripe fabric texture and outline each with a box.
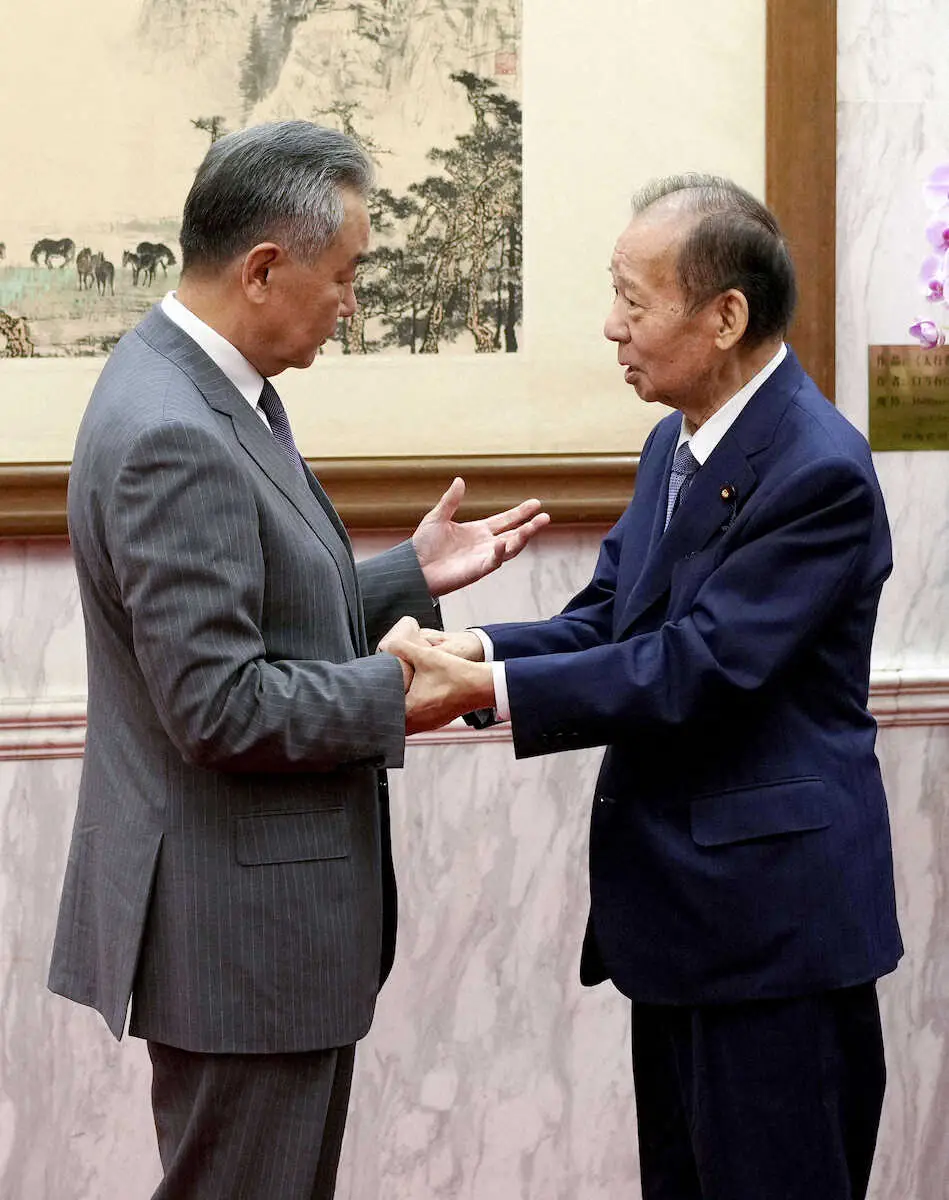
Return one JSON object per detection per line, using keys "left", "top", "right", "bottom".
{"left": 149, "top": 1042, "right": 355, "bottom": 1199}
{"left": 48, "top": 305, "right": 438, "bottom": 1054}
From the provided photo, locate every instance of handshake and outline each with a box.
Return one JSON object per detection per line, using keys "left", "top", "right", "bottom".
{"left": 378, "top": 618, "right": 496, "bottom": 735}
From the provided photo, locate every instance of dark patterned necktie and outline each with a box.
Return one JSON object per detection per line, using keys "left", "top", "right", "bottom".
{"left": 664, "top": 441, "right": 700, "bottom": 530}
{"left": 257, "top": 379, "right": 306, "bottom": 478}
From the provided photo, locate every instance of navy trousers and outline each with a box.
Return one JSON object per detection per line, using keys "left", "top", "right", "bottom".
{"left": 631, "top": 983, "right": 886, "bottom": 1200}
{"left": 148, "top": 1041, "right": 356, "bottom": 1200}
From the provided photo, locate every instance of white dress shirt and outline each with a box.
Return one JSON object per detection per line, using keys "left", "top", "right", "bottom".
{"left": 675, "top": 342, "right": 787, "bottom": 463}
{"left": 477, "top": 343, "right": 788, "bottom": 720}
{"left": 161, "top": 291, "right": 271, "bottom": 428}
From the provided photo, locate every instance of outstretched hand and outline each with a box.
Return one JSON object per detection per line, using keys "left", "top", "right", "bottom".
{"left": 413, "top": 477, "right": 550, "bottom": 598}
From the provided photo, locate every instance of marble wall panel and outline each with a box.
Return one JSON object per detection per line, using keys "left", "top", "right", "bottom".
{"left": 835, "top": 5, "right": 949, "bottom": 1188}
{"left": 838, "top": 0, "right": 949, "bottom": 104}
{"left": 873, "top": 725, "right": 949, "bottom": 1200}
{"left": 0, "top": 756, "right": 161, "bottom": 1199}
{"left": 339, "top": 740, "right": 638, "bottom": 1200}
{"left": 0, "top": 541, "right": 85, "bottom": 706}
{"left": 836, "top": 100, "right": 949, "bottom": 669}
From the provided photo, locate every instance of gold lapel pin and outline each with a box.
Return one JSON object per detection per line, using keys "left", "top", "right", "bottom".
{"left": 720, "top": 485, "right": 735, "bottom": 502}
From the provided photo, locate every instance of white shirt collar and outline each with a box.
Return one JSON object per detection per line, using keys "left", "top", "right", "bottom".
{"left": 677, "top": 343, "right": 788, "bottom": 464}
{"left": 160, "top": 291, "right": 266, "bottom": 413}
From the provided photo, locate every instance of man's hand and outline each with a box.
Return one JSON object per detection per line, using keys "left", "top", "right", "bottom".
{"left": 377, "top": 615, "right": 425, "bottom": 691}
{"left": 383, "top": 635, "right": 496, "bottom": 735}
{"left": 412, "top": 477, "right": 550, "bottom": 598}
{"left": 419, "top": 628, "right": 486, "bottom": 661}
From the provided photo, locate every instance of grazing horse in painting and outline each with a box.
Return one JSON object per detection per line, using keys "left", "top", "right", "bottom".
{"left": 76, "top": 247, "right": 96, "bottom": 291}
{"left": 122, "top": 249, "right": 156, "bottom": 287}
{"left": 31, "top": 237, "right": 75, "bottom": 268}
{"left": 94, "top": 253, "right": 115, "bottom": 296}
{"left": 136, "top": 241, "right": 176, "bottom": 275}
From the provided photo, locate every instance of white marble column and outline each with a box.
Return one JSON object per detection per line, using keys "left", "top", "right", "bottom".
{"left": 838, "top": 4, "right": 949, "bottom": 1196}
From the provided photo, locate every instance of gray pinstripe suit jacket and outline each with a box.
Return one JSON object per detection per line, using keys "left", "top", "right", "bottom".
{"left": 48, "top": 306, "right": 437, "bottom": 1054}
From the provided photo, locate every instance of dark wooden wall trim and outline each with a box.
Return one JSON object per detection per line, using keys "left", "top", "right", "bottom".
{"left": 766, "top": 0, "right": 837, "bottom": 400}
{"left": 0, "top": 455, "right": 637, "bottom": 538}
{"left": 1, "top": 8, "right": 836, "bottom": 538}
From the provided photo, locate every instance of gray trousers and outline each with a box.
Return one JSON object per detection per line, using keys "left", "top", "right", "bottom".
{"left": 147, "top": 1041, "right": 356, "bottom": 1200}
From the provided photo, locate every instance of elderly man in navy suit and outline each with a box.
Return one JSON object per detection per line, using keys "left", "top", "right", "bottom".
{"left": 386, "top": 174, "right": 902, "bottom": 1200}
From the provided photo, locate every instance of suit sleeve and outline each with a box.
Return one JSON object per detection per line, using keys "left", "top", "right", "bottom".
{"left": 482, "top": 507, "right": 628, "bottom": 658}
{"left": 356, "top": 542, "right": 442, "bottom": 651}
{"left": 105, "top": 419, "right": 408, "bottom": 772}
{"left": 482, "top": 421, "right": 659, "bottom": 659}
{"left": 504, "top": 456, "right": 878, "bottom": 758}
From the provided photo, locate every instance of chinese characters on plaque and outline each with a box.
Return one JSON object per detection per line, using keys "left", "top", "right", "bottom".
{"left": 869, "top": 345, "right": 949, "bottom": 450}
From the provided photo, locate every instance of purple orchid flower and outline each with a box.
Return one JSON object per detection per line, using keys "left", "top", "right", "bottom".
{"left": 909, "top": 318, "right": 945, "bottom": 348}
{"left": 925, "top": 214, "right": 949, "bottom": 252}
{"left": 912, "top": 167, "right": 949, "bottom": 343}
{"left": 919, "top": 255, "right": 945, "bottom": 302}
{"left": 923, "top": 164, "right": 949, "bottom": 210}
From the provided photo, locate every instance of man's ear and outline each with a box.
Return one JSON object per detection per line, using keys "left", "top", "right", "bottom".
{"left": 241, "top": 243, "right": 282, "bottom": 304}
{"left": 714, "top": 288, "right": 749, "bottom": 350}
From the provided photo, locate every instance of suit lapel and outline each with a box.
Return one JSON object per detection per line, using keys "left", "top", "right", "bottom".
{"left": 303, "top": 466, "right": 354, "bottom": 562}
{"left": 135, "top": 307, "right": 362, "bottom": 643}
{"left": 226, "top": 421, "right": 361, "bottom": 645}
{"left": 645, "top": 420, "right": 679, "bottom": 554}
{"left": 616, "top": 441, "right": 757, "bottom": 635}
{"left": 301, "top": 466, "right": 369, "bottom": 655}
{"left": 616, "top": 348, "right": 806, "bottom": 638}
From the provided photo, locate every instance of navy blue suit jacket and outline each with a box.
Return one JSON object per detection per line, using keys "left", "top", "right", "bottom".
{"left": 484, "top": 350, "right": 902, "bottom": 1004}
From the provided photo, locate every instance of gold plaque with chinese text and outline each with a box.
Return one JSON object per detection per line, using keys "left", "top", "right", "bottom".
{"left": 868, "top": 345, "right": 949, "bottom": 451}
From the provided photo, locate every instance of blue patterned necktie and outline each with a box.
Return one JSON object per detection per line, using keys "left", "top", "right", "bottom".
{"left": 664, "top": 441, "right": 700, "bottom": 530}
{"left": 257, "top": 379, "right": 306, "bottom": 478}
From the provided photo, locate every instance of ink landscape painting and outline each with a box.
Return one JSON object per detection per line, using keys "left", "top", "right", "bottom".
{"left": 0, "top": 0, "right": 522, "bottom": 359}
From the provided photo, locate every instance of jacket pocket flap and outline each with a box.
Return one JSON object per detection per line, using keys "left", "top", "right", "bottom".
{"left": 690, "top": 778, "right": 830, "bottom": 847}
{"left": 235, "top": 809, "right": 350, "bottom": 865}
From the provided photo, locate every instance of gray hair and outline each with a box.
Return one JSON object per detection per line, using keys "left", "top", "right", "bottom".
{"left": 631, "top": 173, "right": 796, "bottom": 346}
{"left": 179, "top": 121, "right": 374, "bottom": 272}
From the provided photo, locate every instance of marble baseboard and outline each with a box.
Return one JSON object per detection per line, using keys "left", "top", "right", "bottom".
{"left": 0, "top": 700, "right": 516, "bottom": 761}
{"left": 3, "top": 668, "right": 948, "bottom": 762}
{"left": 870, "top": 670, "right": 949, "bottom": 727}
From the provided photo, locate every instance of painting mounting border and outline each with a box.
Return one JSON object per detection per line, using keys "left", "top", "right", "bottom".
{"left": 0, "top": 1, "right": 834, "bottom": 536}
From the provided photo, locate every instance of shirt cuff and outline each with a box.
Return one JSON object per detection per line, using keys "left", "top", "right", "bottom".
{"left": 470, "top": 627, "right": 495, "bottom": 663}
{"left": 491, "top": 661, "right": 511, "bottom": 722}
{"left": 469, "top": 629, "right": 508, "bottom": 721}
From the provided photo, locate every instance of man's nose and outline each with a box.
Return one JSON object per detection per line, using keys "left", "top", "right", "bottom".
{"left": 603, "top": 296, "right": 627, "bottom": 343}
{"left": 340, "top": 283, "right": 358, "bottom": 319}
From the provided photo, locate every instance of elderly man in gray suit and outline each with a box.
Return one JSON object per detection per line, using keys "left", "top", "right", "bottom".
{"left": 48, "top": 121, "right": 548, "bottom": 1199}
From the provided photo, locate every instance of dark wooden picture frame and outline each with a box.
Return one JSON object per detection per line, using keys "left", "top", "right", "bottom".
{"left": 0, "top": 0, "right": 834, "bottom": 537}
